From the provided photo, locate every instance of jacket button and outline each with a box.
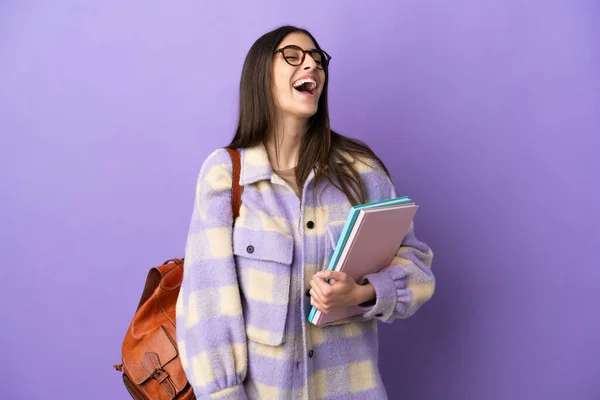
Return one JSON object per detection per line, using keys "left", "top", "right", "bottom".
{"left": 306, "top": 221, "right": 315, "bottom": 229}
{"left": 308, "top": 350, "right": 314, "bottom": 358}
{"left": 246, "top": 245, "right": 254, "bottom": 254}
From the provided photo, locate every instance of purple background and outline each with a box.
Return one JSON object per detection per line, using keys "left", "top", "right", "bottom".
{"left": 1, "top": 1, "right": 599, "bottom": 399}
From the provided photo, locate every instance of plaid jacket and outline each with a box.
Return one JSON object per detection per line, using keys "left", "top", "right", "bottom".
{"left": 175, "top": 143, "right": 435, "bottom": 399}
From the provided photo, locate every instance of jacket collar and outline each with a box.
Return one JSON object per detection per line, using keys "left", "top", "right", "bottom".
{"left": 237, "top": 142, "right": 354, "bottom": 186}
{"left": 239, "top": 143, "right": 273, "bottom": 186}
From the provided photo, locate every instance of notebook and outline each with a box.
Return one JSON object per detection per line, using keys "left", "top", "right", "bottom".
{"left": 308, "top": 197, "right": 419, "bottom": 326}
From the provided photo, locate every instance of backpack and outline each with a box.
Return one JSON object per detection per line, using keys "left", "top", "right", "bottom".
{"left": 114, "top": 148, "right": 243, "bottom": 399}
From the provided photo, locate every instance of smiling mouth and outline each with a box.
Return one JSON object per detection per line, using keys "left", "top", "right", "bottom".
{"left": 292, "top": 78, "right": 317, "bottom": 95}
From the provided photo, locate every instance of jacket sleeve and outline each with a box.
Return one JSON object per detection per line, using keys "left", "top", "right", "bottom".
{"left": 176, "top": 149, "right": 248, "bottom": 399}
{"left": 358, "top": 162, "right": 436, "bottom": 323}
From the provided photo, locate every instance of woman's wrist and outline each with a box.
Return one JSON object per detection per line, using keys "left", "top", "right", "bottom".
{"left": 355, "top": 282, "right": 376, "bottom": 306}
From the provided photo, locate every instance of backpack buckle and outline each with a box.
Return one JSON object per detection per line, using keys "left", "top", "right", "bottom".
{"left": 151, "top": 367, "right": 168, "bottom": 384}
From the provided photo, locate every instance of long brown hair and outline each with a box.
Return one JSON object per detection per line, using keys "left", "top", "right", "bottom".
{"left": 229, "top": 25, "right": 390, "bottom": 206}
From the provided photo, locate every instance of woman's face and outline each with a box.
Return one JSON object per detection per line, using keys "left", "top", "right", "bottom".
{"left": 271, "top": 32, "right": 327, "bottom": 120}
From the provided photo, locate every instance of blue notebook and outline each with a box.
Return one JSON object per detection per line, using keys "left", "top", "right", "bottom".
{"left": 307, "top": 196, "right": 413, "bottom": 324}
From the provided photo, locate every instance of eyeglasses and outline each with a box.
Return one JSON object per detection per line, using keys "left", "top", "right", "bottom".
{"left": 274, "top": 45, "right": 332, "bottom": 70}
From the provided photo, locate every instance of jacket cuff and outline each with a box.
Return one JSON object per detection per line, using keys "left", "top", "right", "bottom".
{"left": 358, "top": 265, "right": 412, "bottom": 323}
{"left": 195, "top": 384, "right": 247, "bottom": 400}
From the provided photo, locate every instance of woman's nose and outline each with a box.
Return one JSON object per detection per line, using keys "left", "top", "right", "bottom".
{"left": 302, "top": 53, "right": 318, "bottom": 70}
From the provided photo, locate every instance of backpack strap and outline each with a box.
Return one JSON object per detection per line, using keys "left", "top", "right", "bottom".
{"left": 176, "top": 148, "right": 242, "bottom": 265}
{"left": 225, "top": 147, "right": 243, "bottom": 220}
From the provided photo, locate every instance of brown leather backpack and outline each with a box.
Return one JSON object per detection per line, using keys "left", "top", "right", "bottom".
{"left": 114, "top": 148, "right": 243, "bottom": 400}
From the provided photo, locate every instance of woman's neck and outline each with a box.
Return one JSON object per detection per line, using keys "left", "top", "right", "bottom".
{"left": 265, "top": 115, "right": 307, "bottom": 170}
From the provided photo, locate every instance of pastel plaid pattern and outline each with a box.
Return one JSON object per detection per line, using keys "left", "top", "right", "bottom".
{"left": 176, "top": 143, "right": 435, "bottom": 399}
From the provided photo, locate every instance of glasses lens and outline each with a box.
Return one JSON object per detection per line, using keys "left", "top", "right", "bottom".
{"left": 282, "top": 47, "right": 303, "bottom": 65}
{"left": 310, "top": 50, "right": 324, "bottom": 68}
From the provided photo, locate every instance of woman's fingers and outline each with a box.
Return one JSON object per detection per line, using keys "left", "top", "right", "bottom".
{"left": 311, "top": 275, "right": 333, "bottom": 299}
{"left": 309, "top": 283, "right": 322, "bottom": 303}
{"left": 310, "top": 290, "right": 330, "bottom": 314}
{"left": 309, "top": 280, "right": 333, "bottom": 314}
{"left": 310, "top": 278, "right": 332, "bottom": 306}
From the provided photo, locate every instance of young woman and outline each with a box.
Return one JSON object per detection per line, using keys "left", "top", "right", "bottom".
{"left": 176, "top": 25, "right": 435, "bottom": 400}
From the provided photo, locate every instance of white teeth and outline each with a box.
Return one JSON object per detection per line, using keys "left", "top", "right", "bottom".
{"left": 293, "top": 78, "right": 317, "bottom": 91}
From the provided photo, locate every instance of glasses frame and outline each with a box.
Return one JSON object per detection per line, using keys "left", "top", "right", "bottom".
{"left": 274, "top": 45, "right": 332, "bottom": 70}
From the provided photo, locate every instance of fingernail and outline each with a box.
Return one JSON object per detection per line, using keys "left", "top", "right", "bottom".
{"left": 316, "top": 271, "right": 323, "bottom": 277}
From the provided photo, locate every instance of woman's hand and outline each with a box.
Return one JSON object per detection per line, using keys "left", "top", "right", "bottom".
{"left": 309, "top": 270, "right": 376, "bottom": 314}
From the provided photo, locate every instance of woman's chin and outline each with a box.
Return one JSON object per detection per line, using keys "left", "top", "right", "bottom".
{"left": 288, "top": 105, "right": 319, "bottom": 119}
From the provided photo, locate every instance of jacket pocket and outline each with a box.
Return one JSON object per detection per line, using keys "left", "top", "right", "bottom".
{"left": 233, "top": 226, "right": 294, "bottom": 346}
